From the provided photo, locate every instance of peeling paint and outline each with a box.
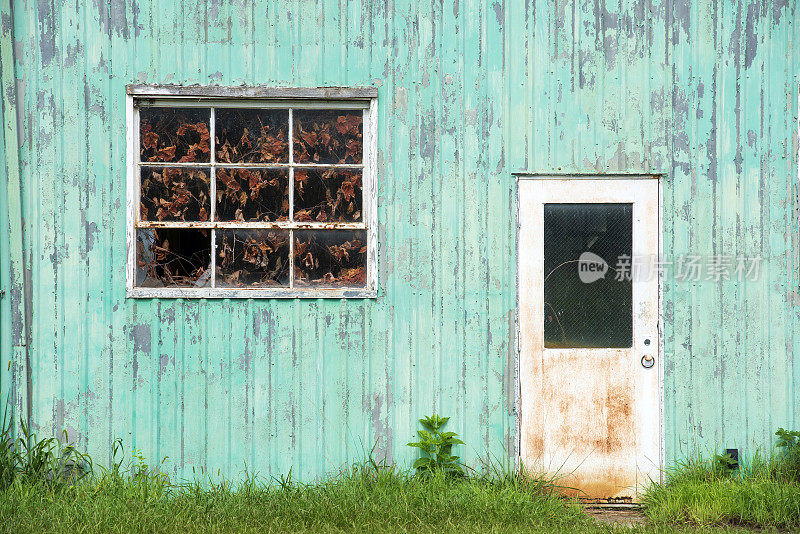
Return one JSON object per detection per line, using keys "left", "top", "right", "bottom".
{"left": 36, "top": 0, "right": 56, "bottom": 66}
{"left": 93, "top": 0, "right": 141, "bottom": 39}
{"left": 84, "top": 221, "right": 98, "bottom": 252}
{"left": 64, "top": 40, "right": 83, "bottom": 68}
{"left": 744, "top": 2, "right": 759, "bottom": 70}
{"left": 492, "top": 2, "right": 503, "bottom": 28}
{"left": 129, "top": 323, "right": 151, "bottom": 354}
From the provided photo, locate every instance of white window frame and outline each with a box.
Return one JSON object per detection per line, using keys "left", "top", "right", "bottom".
{"left": 125, "top": 85, "right": 378, "bottom": 298}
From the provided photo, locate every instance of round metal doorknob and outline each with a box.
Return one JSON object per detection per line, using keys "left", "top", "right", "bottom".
{"left": 641, "top": 354, "right": 655, "bottom": 368}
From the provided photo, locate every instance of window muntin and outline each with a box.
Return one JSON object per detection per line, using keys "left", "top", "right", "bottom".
{"left": 127, "top": 95, "right": 376, "bottom": 298}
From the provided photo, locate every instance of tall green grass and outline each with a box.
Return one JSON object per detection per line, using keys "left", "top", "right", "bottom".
{"left": 1, "top": 413, "right": 599, "bottom": 533}
{"left": 0, "top": 406, "right": 91, "bottom": 491}
{"left": 0, "top": 442, "right": 762, "bottom": 533}
{"left": 642, "top": 449, "right": 800, "bottom": 530}
{"left": 2, "top": 405, "right": 797, "bottom": 532}
{"left": 0, "top": 459, "right": 606, "bottom": 533}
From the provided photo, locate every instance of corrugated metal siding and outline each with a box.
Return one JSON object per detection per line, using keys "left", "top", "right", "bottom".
{"left": 506, "top": 0, "right": 800, "bottom": 462}
{"left": 0, "top": 0, "right": 798, "bottom": 480}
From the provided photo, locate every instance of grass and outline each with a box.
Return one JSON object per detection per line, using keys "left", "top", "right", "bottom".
{"left": 0, "top": 462, "right": 765, "bottom": 534}
{"left": 1, "top": 410, "right": 602, "bottom": 533}
{"left": 1, "top": 409, "right": 797, "bottom": 532}
{"left": 642, "top": 450, "right": 800, "bottom": 531}
{"left": 0, "top": 457, "right": 601, "bottom": 533}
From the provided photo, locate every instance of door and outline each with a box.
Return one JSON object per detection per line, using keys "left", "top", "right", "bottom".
{"left": 518, "top": 176, "right": 660, "bottom": 502}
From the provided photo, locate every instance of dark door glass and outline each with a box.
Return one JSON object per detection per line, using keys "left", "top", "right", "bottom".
{"left": 543, "top": 203, "right": 632, "bottom": 348}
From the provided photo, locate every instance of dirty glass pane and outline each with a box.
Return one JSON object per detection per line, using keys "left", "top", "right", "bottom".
{"left": 543, "top": 203, "right": 632, "bottom": 348}
{"left": 136, "top": 228, "right": 211, "bottom": 287}
{"left": 216, "top": 168, "right": 289, "bottom": 222}
{"left": 139, "top": 107, "right": 211, "bottom": 163}
{"left": 215, "top": 108, "right": 289, "bottom": 163}
{"left": 293, "top": 110, "right": 363, "bottom": 164}
{"left": 294, "top": 168, "right": 363, "bottom": 222}
{"left": 140, "top": 167, "right": 210, "bottom": 222}
{"left": 293, "top": 230, "right": 367, "bottom": 288}
{"left": 216, "top": 229, "right": 290, "bottom": 287}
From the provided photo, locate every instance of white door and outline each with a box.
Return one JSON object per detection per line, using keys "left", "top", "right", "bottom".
{"left": 518, "top": 176, "right": 661, "bottom": 502}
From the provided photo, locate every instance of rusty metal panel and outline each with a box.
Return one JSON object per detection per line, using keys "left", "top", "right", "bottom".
{"left": 0, "top": 0, "right": 798, "bottom": 482}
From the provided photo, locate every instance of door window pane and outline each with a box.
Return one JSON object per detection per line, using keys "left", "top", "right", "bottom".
{"left": 543, "top": 203, "right": 632, "bottom": 348}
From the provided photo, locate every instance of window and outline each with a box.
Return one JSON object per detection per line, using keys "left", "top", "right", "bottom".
{"left": 126, "top": 86, "right": 377, "bottom": 298}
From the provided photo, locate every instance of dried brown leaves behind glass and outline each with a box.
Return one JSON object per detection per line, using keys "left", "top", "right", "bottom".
{"left": 140, "top": 107, "right": 211, "bottom": 163}
{"left": 293, "top": 110, "right": 362, "bottom": 164}
{"left": 215, "top": 109, "right": 289, "bottom": 163}
{"left": 140, "top": 167, "right": 210, "bottom": 222}
{"left": 216, "top": 168, "right": 289, "bottom": 222}
{"left": 216, "top": 230, "right": 290, "bottom": 287}
{"left": 294, "top": 231, "right": 367, "bottom": 287}
{"left": 294, "top": 168, "right": 362, "bottom": 223}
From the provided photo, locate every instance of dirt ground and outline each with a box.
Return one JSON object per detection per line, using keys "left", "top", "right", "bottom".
{"left": 585, "top": 507, "right": 647, "bottom": 527}
{"left": 585, "top": 508, "right": 792, "bottom": 533}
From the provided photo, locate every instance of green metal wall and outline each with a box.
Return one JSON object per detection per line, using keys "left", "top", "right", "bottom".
{"left": 0, "top": 0, "right": 798, "bottom": 480}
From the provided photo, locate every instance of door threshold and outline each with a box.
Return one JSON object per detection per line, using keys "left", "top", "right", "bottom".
{"left": 581, "top": 502, "right": 642, "bottom": 511}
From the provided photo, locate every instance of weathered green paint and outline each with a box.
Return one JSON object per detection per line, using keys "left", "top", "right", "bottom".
{"left": 1, "top": 0, "right": 28, "bottom": 428}
{"left": 0, "top": 0, "right": 798, "bottom": 480}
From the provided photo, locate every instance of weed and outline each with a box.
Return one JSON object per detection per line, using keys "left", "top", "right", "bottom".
{"left": 407, "top": 414, "right": 465, "bottom": 477}
{"left": 0, "top": 406, "right": 91, "bottom": 491}
{"left": 775, "top": 427, "right": 800, "bottom": 449}
{"left": 642, "top": 443, "right": 800, "bottom": 530}
{"left": 0, "top": 404, "right": 14, "bottom": 489}
{"left": 272, "top": 466, "right": 296, "bottom": 492}
{"left": 711, "top": 451, "right": 737, "bottom": 478}
{"left": 774, "top": 427, "right": 800, "bottom": 483}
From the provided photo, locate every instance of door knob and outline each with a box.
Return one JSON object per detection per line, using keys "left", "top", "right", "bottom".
{"left": 641, "top": 354, "right": 655, "bottom": 368}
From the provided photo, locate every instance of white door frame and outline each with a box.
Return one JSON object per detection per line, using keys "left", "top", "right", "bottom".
{"left": 514, "top": 173, "right": 664, "bottom": 499}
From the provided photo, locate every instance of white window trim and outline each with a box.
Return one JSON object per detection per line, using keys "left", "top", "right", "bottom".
{"left": 125, "top": 85, "right": 378, "bottom": 299}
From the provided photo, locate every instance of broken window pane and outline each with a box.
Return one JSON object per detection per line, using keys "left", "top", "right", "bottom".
{"left": 216, "top": 229, "right": 290, "bottom": 287}
{"left": 293, "top": 230, "right": 367, "bottom": 288}
{"left": 136, "top": 228, "right": 211, "bottom": 287}
{"left": 215, "top": 108, "right": 289, "bottom": 163}
{"left": 293, "top": 110, "right": 363, "bottom": 164}
{"left": 216, "top": 168, "right": 289, "bottom": 222}
{"left": 543, "top": 203, "right": 632, "bottom": 348}
{"left": 140, "top": 167, "right": 210, "bottom": 222}
{"left": 294, "top": 168, "right": 363, "bottom": 223}
{"left": 140, "top": 107, "right": 210, "bottom": 163}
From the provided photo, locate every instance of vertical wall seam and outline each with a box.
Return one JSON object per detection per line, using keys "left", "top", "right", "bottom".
{"left": 0, "top": 0, "right": 30, "bottom": 433}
